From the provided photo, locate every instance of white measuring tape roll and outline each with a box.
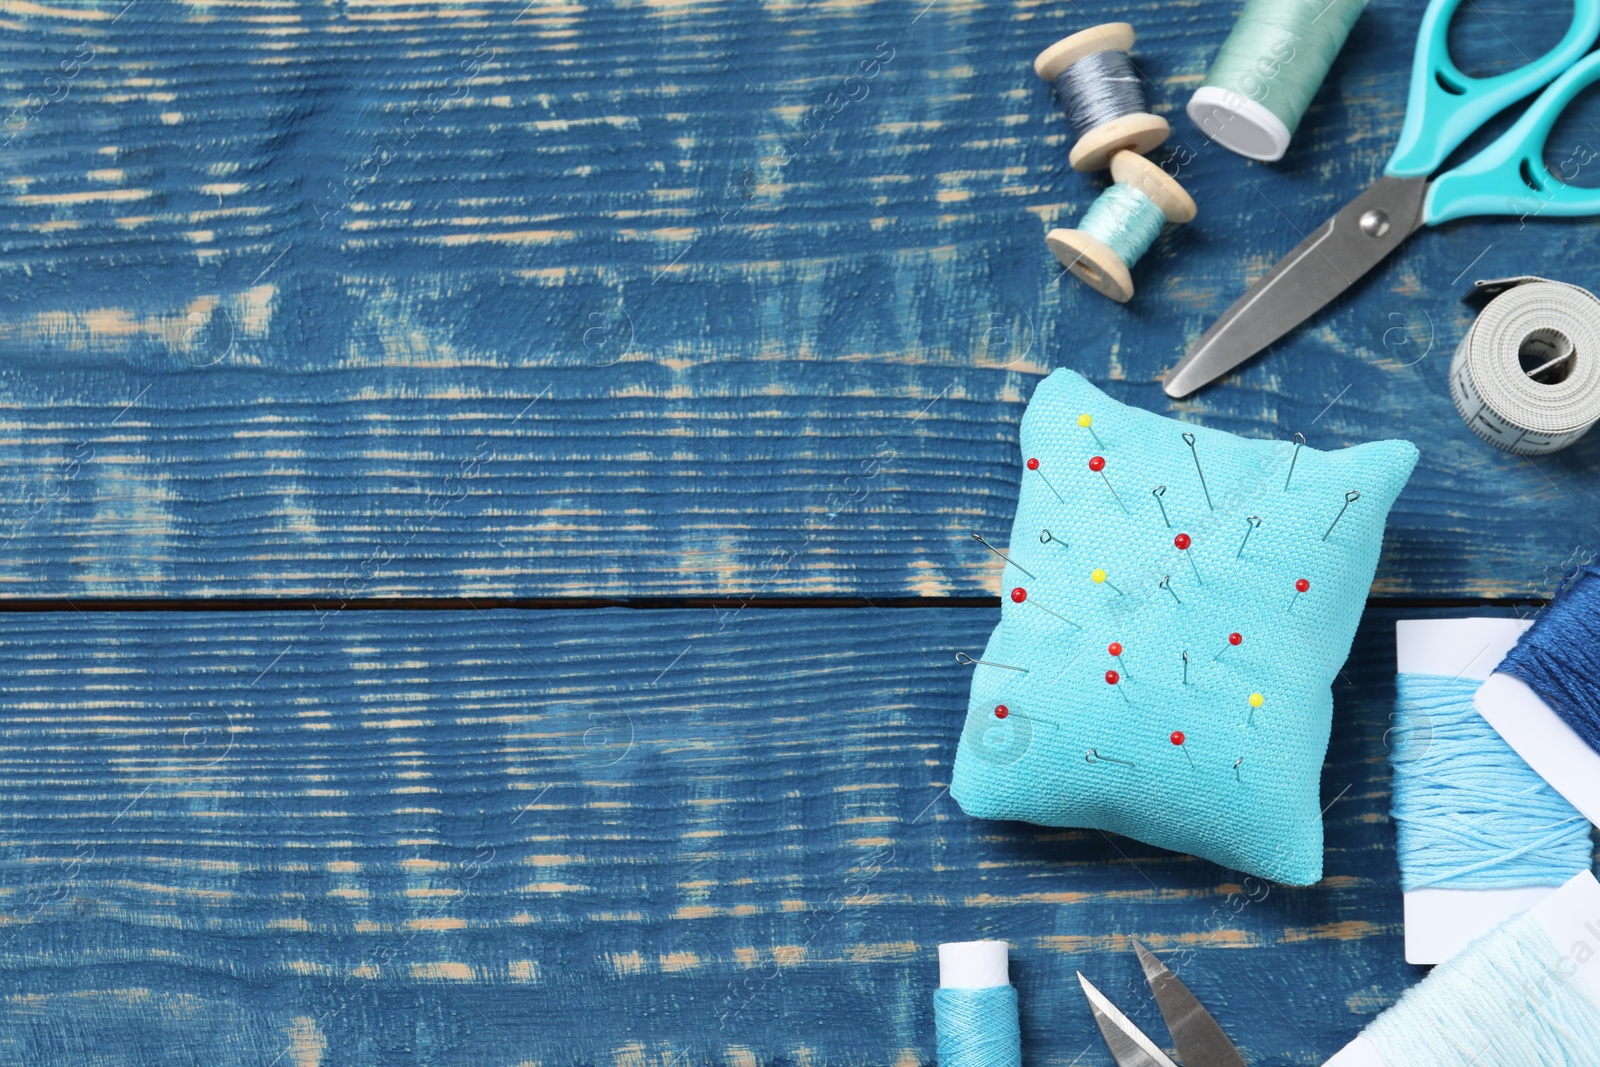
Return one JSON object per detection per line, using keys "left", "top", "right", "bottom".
{"left": 1450, "top": 277, "right": 1600, "bottom": 455}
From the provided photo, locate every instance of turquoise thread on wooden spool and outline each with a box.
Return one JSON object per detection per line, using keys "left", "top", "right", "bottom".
{"left": 1045, "top": 151, "right": 1197, "bottom": 303}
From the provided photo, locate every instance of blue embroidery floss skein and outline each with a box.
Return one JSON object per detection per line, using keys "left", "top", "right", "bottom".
{"left": 1188, "top": 0, "right": 1368, "bottom": 162}
{"left": 1477, "top": 563, "right": 1600, "bottom": 827}
{"left": 1034, "top": 23, "right": 1170, "bottom": 172}
{"left": 1046, "top": 151, "right": 1196, "bottom": 304}
{"left": 1389, "top": 674, "right": 1590, "bottom": 892}
{"left": 933, "top": 940, "right": 1021, "bottom": 1067}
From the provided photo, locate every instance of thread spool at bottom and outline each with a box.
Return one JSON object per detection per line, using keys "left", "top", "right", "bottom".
{"left": 934, "top": 940, "right": 1021, "bottom": 1067}
{"left": 1046, "top": 151, "right": 1195, "bottom": 303}
{"left": 1035, "top": 23, "right": 1170, "bottom": 172}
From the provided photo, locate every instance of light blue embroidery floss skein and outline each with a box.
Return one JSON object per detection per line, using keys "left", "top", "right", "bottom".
{"left": 1334, "top": 902, "right": 1600, "bottom": 1066}
{"left": 1389, "top": 673, "right": 1591, "bottom": 893}
{"left": 933, "top": 940, "right": 1022, "bottom": 1067}
{"left": 1033, "top": 23, "right": 1170, "bottom": 172}
{"left": 1188, "top": 0, "right": 1368, "bottom": 161}
{"left": 1045, "top": 151, "right": 1196, "bottom": 304}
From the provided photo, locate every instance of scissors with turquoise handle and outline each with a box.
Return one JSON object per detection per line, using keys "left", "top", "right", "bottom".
{"left": 1165, "top": 0, "right": 1600, "bottom": 398}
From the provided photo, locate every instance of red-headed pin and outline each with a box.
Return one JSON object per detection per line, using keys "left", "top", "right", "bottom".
{"left": 1108, "top": 641, "right": 1132, "bottom": 681}
{"left": 1025, "top": 457, "right": 1064, "bottom": 504}
{"left": 1214, "top": 631, "right": 1242, "bottom": 662}
{"left": 1288, "top": 577, "right": 1309, "bottom": 611}
{"left": 1174, "top": 532, "right": 1202, "bottom": 583}
{"left": 994, "top": 704, "right": 1009, "bottom": 719}
{"left": 1106, "top": 667, "right": 1129, "bottom": 703}
{"left": 1170, "top": 729, "right": 1195, "bottom": 769}
{"left": 1088, "top": 455, "right": 1128, "bottom": 513}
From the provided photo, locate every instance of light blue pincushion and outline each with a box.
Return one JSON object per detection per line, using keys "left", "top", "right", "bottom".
{"left": 951, "top": 371, "right": 1418, "bottom": 885}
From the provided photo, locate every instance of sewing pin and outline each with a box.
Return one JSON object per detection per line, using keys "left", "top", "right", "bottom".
{"left": 1234, "top": 756, "right": 1244, "bottom": 782}
{"left": 1086, "top": 748, "right": 1135, "bottom": 768}
{"left": 1236, "top": 515, "right": 1261, "bottom": 559}
{"left": 1078, "top": 413, "right": 1105, "bottom": 449}
{"left": 1088, "top": 455, "right": 1127, "bottom": 513}
{"left": 1159, "top": 575, "right": 1181, "bottom": 605}
{"left": 1182, "top": 432, "right": 1213, "bottom": 511}
{"left": 1108, "top": 641, "right": 1132, "bottom": 681}
{"left": 1174, "top": 532, "right": 1202, "bottom": 583}
{"left": 1020, "top": 590, "right": 1081, "bottom": 629}
{"left": 1039, "top": 528, "right": 1066, "bottom": 548}
{"left": 993, "top": 704, "right": 1055, "bottom": 728}
{"left": 1288, "top": 577, "right": 1309, "bottom": 611}
{"left": 1214, "top": 631, "right": 1242, "bottom": 662}
{"left": 1170, "top": 729, "right": 1195, "bottom": 770}
{"left": 1248, "top": 692, "right": 1264, "bottom": 725}
{"left": 955, "top": 652, "right": 1028, "bottom": 673}
{"left": 1285, "top": 432, "right": 1305, "bottom": 491}
{"left": 971, "top": 533, "right": 1036, "bottom": 578}
{"left": 1090, "top": 568, "right": 1124, "bottom": 597}
{"left": 1151, "top": 485, "right": 1170, "bottom": 527}
{"left": 1182, "top": 650, "right": 1189, "bottom": 685}
{"left": 1105, "top": 668, "right": 1129, "bottom": 703}
{"left": 1025, "top": 457, "right": 1065, "bottom": 504}
{"left": 1322, "top": 490, "right": 1361, "bottom": 542}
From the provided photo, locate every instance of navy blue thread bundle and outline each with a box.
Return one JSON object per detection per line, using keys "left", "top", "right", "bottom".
{"left": 1501, "top": 564, "right": 1600, "bottom": 754}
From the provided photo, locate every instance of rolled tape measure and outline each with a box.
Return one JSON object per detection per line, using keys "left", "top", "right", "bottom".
{"left": 1450, "top": 277, "right": 1600, "bottom": 455}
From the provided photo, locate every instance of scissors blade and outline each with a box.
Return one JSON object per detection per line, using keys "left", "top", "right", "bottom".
{"left": 1078, "top": 972, "right": 1181, "bottom": 1067}
{"left": 1132, "top": 938, "right": 1248, "bottom": 1067}
{"left": 1164, "top": 176, "right": 1430, "bottom": 398}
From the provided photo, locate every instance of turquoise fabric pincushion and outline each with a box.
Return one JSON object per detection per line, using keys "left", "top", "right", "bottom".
{"left": 951, "top": 371, "right": 1418, "bottom": 885}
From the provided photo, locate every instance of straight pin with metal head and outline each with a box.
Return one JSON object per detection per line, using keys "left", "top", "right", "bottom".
{"left": 1160, "top": 575, "right": 1181, "bottom": 604}
{"left": 1086, "top": 748, "right": 1134, "bottom": 768}
{"left": 1285, "top": 432, "right": 1305, "bottom": 490}
{"left": 955, "top": 652, "right": 1028, "bottom": 673}
{"left": 1182, "top": 650, "right": 1189, "bottom": 685}
{"left": 1039, "top": 528, "right": 1066, "bottom": 548}
{"left": 1236, "top": 515, "right": 1261, "bottom": 559}
{"left": 1323, "top": 490, "right": 1361, "bottom": 541}
{"left": 1234, "top": 756, "right": 1244, "bottom": 782}
{"left": 971, "top": 533, "right": 1035, "bottom": 578}
{"left": 1152, "top": 485, "right": 1170, "bottom": 527}
{"left": 1183, "top": 432, "right": 1213, "bottom": 511}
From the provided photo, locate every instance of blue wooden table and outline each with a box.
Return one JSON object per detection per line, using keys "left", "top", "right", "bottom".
{"left": 0, "top": 1, "right": 1595, "bottom": 1064}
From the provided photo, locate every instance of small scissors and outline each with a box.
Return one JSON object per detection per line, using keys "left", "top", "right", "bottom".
{"left": 1078, "top": 938, "right": 1247, "bottom": 1067}
{"left": 1165, "top": 0, "right": 1600, "bottom": 397}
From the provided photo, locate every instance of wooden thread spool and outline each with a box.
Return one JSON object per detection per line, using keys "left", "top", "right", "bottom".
{"left": 1045, "top": 151, "right": 1196, "bottom": 304}
{"left": 1034, "top": 23, "right": 1170, "bottom": 173}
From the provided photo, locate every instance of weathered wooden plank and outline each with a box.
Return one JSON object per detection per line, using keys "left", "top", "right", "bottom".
{"left": 0, "top": 605, "right": 1467, "bottom": 1065}
{"left": 0, "top": 1, "right": 1594, "bottom": 600}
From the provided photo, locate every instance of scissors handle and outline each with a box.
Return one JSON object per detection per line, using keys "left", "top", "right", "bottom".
{"left": 1426, "top": 50, "right": 1600, "bottom": 224}
{"left": 1386, "top": 0, "right": 1600, "bottom": 179}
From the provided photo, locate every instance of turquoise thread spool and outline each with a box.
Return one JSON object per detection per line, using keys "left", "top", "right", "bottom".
{"left": 1046, "top": 151, "right": 1197, "bottom": 303}
{"left": 1188, "top": 0, "right": 1367, "bottom": 162}
{"left": 933, "top": 940, "right": 1022, "bottom": 1067}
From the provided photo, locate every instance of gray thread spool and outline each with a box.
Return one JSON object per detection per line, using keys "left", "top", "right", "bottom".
{"left": 1034, "top": 23, "right": 1170, "bottom": 172}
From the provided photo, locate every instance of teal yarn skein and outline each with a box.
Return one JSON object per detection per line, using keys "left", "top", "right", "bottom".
{"left": 1365, "top": 910, "right": 1600, "bottom": 1065}
{"left": 933, "top": 986, "right": 1022, "bottom": 1067}
{"left": 1077, "top": 184, "right": 1167, "bottom": 272}
{"left": 1389, "top": 673, "right": 1591, "bottom": 892}
{"left": 1189, "top": 0, "right": 1367, "bottom": 161}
